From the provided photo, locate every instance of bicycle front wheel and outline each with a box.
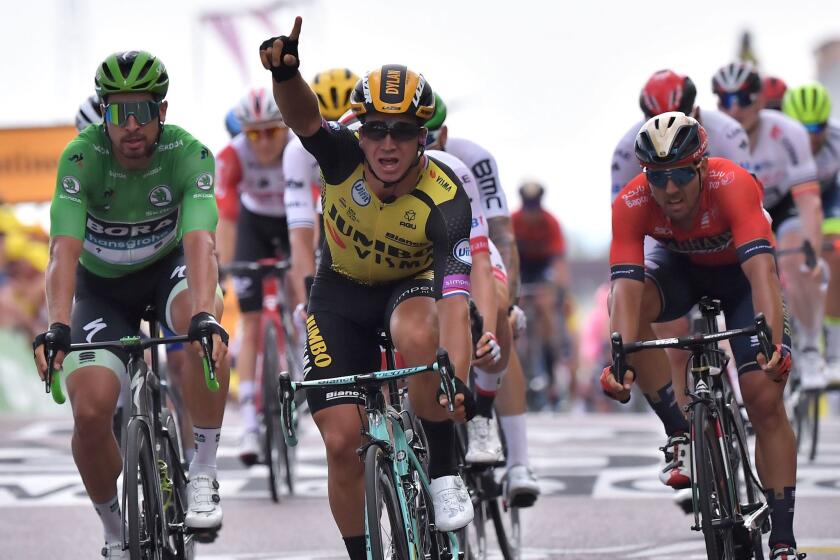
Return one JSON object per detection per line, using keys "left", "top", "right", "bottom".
{"left": 365, "top": 445, "right": 409, "bottom": 560}
{"left": 262, "top": 322, "right": 292, "bottom": 502}
{"left": 693, "top": 404, "right": 736, "bottom": 560}
{"left": 161, "top": 410, "right": 195, "bottom": 560}
{"left": 125, "top": 420, "right": 164, "bottom": 560}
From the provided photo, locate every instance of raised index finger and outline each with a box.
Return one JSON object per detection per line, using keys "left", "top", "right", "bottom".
{"left": 289, "top": 16, "right": 303, "bottom": 40}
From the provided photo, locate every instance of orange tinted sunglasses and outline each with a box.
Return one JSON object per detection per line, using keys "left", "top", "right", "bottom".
{"left": 245, "top": 127, "right": 285, "bottom": 142}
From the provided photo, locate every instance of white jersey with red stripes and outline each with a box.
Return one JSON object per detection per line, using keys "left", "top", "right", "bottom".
{"left": 215, "top": 133, "right": 289, "bottom": 220}
{"left": 611, "top": 108, "right": 751, "bottom": 200}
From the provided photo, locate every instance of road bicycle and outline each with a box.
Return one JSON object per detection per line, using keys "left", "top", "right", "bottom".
{"left": 277, "top": 341, "right": 463, "bottom": 560}
{"left": 610, "top": 298, "right": 771, "bottom": 560}
{"left": 223, "top": 259, "right": 303, "bottom": 501}
{"left": 45, "top": 309, "right": 219, "bottom": 559}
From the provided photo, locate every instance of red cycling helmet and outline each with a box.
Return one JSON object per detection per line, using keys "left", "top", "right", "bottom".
{"left": 639, "top": 70, "right": 697, "bottom": 119}
{"left": 762, "top": 76, "right": 788, "bottom": 110}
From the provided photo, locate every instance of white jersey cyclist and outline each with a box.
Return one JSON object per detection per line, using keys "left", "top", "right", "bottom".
{"left": 745, "top": 109, "right": 818, "bottom": 219}
{"left": 611, "top": 109, "right": 750, "bottom": 199}
{"left": 441, "top": 137, "right": 510, "bottom": 222}
{"left": 814, "top": 120, "right": 840, "bottom": 187}
{"left": 428, "top": 149, "right": 507, "bottom": 281}
{"left": 216, "top": 132, "right": 290, "bottom": 219}
{"left": 283, "top": 135, "right": 321, "bottom": 229}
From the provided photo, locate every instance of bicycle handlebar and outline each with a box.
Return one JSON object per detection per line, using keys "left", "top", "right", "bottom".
{"left": 45, "top": 334, "right": 218, "bottom": 404}
{"left": 776, "top": 240, "right": 817, "bottom": 270}
{"left": 276, "top": 348, "right": 457, "bottom": 447}
{"left": 609, "top": 313, "right": 774, "bottom": 385}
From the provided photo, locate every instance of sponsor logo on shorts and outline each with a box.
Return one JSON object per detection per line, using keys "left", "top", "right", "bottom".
{"left": 325, "top": 390, "right": 361, "bottom": 401}
{"left": 306, "top": 315, "right": 333, "bottom": 368}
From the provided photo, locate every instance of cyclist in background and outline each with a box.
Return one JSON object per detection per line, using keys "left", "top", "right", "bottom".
{"left": 260, "top": 19, "right": 476, "bottom": 559}
{"left": 714, "top": 61, "right": 825, "bottom": 392}
{"left": 33, "top": 51, "right": 229, "bottom": 559}
{"left": 224, "top": 107, "right": 242, "bottom": 138}
{"left": 783, "top": 82, "right": 840, "bottom": 387}
{"left": 605, "top": 112, "right": 801, "bottom": 560}
{"left": 763, "top": 76, "right": 789, "bottom": 111}
{"left": 215, "top": 87, "right": 292, "bottom": 465}
{"left": 511, "top": 182, "right": 577, "bottom": 410}
{"left": 75, "top": 94, "right": 103, "bottom": 132}
{"left": 423, "top": 95, "right": 540, "bottom": 504}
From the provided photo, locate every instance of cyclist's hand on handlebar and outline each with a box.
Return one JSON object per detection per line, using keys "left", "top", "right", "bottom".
{"left": 32, "top": 323, "right": 71, "bottom": 381}
{"left": 259, "top": 16, "right": 302, "bottom": 83}
{"left": 438, "top": 376, "right": 476, "bottom": 423}
{"left": 473, "top": 332, "right": 501, "bottom": 369}
{"left": 600, "top": 364, "right": 634, "bottom": 403}
{"left": 188, "top": 312, "right": 229, "bottom": 364}
{"left": 757, "top": 343, "right": 791, "bottom": 383}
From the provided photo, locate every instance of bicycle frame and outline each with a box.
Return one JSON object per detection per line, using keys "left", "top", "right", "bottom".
{"left": 277, "top": 348, "right": 460, "bottom": 559}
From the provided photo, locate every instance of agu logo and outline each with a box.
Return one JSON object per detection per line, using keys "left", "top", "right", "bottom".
{"left": 453, "top": 238, "right": 471, "bottom": 265}
{"left": 149, "top": 185, "right": 173, "bottom": 207}
{"left": 62, "top": 176, "right": 81, "bottom": 195}
{"left": 351, "top": 180, "right": 371, "bottom": 207}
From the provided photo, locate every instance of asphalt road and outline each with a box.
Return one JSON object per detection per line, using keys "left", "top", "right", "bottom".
{"left": 2, "top": 410, "right": 839, "bottom": 559}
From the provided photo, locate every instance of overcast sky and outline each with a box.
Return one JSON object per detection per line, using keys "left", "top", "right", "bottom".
{"left": 2, "top": 0, "right": 839, "bottom": 256}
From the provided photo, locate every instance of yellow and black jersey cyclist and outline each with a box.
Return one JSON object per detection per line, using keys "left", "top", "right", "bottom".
{"left": 260, "top": 17, "right": 475, "bottom": 560}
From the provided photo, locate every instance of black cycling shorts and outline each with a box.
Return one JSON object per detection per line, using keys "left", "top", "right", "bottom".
{"left": 232, "top": 206, "right": 290, "bottom": 312}
{"left": 303, "top": 267, "right": 434, "bottom": 414}
{"left": 66, "top": 246, "right": 190, "bottom": 375}
{"left": 645, "top": 246, "right": 791, "bottom": 375}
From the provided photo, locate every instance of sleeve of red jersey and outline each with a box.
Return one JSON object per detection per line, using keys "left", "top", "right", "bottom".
{"left": 215, "top": 145, "right": 242, "bottom": 221}
{"left": 717, "top": 163, "right": 775, "bottom": 263}
{"left": 548, "top": 214, "right": 566, "bottom": 257}
{"left": 609, "top": 184, "right": 648, "bottom": 282}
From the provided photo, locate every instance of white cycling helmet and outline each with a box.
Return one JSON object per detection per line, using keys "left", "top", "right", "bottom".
{"left": 712, "top": 61, "right": 762, "bottom": 95}
{"left": 234, "top": 87, "right": 285, "bottom": 127}
{"left": 635, "top": 111, "right": 708, "bottom": 168}
{"left": 75, "top": 94, "right": 103, "bottom": 132}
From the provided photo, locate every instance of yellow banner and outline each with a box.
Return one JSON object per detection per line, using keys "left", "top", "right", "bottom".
{"left": 0, "top": 125, "right": 77, "bottom": 203}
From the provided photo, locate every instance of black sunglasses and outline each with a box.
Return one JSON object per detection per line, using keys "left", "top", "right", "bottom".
{"left": 645, "top": 166, "right": 698, "bottom": 189}
{"left": 360, "top": 121, "right": 422, "bottom": 142}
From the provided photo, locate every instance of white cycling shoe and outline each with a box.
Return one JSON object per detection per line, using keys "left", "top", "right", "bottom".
{"left": 504, "top": 464, "right": 541, "bottom": 508}
{"left": 465, "top": 416, "right": 504, "bottom": 464}
{"left": 100, "top": 543, "right": 127, "bottom": 559}
{"left": 430, "top": 475, "right": 473, "bottom": 531}
{"left": 238, "top": 430, "right": 261, "bottom": 467}
{"left": 798, "top": 349, "right": 827, "bottom": 391}
{"left": 185, "top": 474, "right": 223, "bottom": 530}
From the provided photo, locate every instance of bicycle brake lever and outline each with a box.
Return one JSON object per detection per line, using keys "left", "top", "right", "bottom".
{"left": 278, "top": 372, "right": 298, "bottom": 447}
{"left": 802, "top": 240, "right": 817, "bottom": 270}
{"left": 200, "top": 337, "right": 220, "bottom": 392}
{"left": 753, "top": 313, "right": 774, "bottom": 361}
{"left": 610, "top": 332, "right": 626, "bottom": 385}
{"left": 435, "top": 348, "right": 456, "bottom": 413}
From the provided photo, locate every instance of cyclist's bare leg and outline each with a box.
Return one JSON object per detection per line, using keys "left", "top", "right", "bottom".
{"left": 235, "top": 311, "right": 262, "bottom": 434}
{"left": 169, "top": 292, "right": 229, "bottom": 430}
{"left": 823, "top": 234, "right": 840, "bottom": 369}
{"left": 778, "top": 228, "right": 826, "bottom": 352}
{"left": 312, "top": 404, "right": 366, "bottom": 535}
{"left": 652, "top": 317, "right": 691, "bottom": 410}
{"left": 739, "top": 369, "right": 797, "bottom": 547}
{"left": 496, "top": 351, "right": 526, "bottom": 415}
{"left": 67, "top": 366, "right": 122, "bottom": 502}
{"left": 165, "top": 349, "right": 194, "bottom": 460}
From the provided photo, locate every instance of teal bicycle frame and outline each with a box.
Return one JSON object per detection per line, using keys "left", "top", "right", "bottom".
{"left": 278, "top": 347, "right": 462, "bottom": 560}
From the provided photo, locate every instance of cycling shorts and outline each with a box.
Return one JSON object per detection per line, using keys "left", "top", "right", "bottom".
{"left": 232, "top": 206, "right": 290, "bottom": 312}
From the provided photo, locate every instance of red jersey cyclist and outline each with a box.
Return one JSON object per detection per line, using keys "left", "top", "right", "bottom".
{"left": 603, "top": 112, "right": 802, "bottom": 560}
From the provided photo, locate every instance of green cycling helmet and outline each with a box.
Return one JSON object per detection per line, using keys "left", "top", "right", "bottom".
{"left": 95, "top": 51, "right": 169, "bottom": 101}
{"left": 782, "top": 82, "right": 831, "bottom": 125}
{"left": 425, "top": 93, "right": 448, "bottom": 131}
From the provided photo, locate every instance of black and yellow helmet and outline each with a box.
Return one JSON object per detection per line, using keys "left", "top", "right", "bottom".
{"left": 311, "top": 68, "right": 359, "bottom": 120}
{"left": 350, "top": 64, "right": 435, "bottom": 122}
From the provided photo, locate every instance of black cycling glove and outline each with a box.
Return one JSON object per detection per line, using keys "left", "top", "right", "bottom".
{"left": 438, "top": 376, "right": 477, "bottom": 421}
{"left": 33, "top": 322, "right": 71, "bottom": 355}
{"left": 188, "top": 312, "right": 229, "bottom": 347}
{"left": 260, "top": 35, "right": 300, "bottom": 83}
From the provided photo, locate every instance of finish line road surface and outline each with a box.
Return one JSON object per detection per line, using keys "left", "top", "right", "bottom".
{"left": 2, "top": 411, "right": 839, "bottom": 559}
